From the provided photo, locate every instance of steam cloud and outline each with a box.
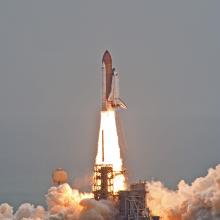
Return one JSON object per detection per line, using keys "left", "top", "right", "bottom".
{"left": 147, "top": 164, "right": 220, "bottom": 220}
{"left": 0, "top": 184, "right": 116, "bottom": 220}
{"left": 1, "top": 165, "right": 220, "bottom": 220}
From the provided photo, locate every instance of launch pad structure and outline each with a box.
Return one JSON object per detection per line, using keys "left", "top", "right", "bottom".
{"left": 93, "top": 164, "right": 114, "bottom": 200}
{"left": 118, "top": 182, "right": 160, "bottom": 220}
{"left": 93, "top": 168, "right": 160, "bottom": 220}
{"left": 93, "top": 164, "right": 125, "bottom": 200}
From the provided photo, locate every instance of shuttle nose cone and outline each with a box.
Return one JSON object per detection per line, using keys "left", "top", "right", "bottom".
{"left": 102, "top": 50, "right": 112, "bottom": 65}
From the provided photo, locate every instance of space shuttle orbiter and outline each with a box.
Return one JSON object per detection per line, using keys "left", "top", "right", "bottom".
{"left": 102, "top": 50, "right": 127, "bottom": 111}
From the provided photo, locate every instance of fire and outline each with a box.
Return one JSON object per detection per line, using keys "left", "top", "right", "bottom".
{"left": 95, "top": 110, "right": 126, "bottom": 193}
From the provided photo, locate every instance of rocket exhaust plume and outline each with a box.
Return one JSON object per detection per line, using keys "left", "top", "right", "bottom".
{"left": 95, "top": 110, "right": 126, "bottom": 193}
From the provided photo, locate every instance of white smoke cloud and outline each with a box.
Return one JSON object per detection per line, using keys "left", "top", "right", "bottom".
{"left": 14, "top": 203, "right": 45, "bottom": 220}
{"left": 79, "top": 199, "right": 116, "bottom": 220}
{"left": 0, "top": 184, "right": 117, "bottom": 220}
{"left": 46, "top": 184, "right": 116, "bottom": 220}
{"left": 147, "top": 164, "right": 220, "bottom": 220}
{"left": 0, "top": 203, "right": 13, "bottom": 220}
{"left": 46, "top": 183, "right": 92, "bottom": 220}
{"left": 0, "top": 203, "right": 45, "bottom": 220}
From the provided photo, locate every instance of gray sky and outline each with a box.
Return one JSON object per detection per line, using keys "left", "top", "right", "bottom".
{"left": 0, "top": 1, "right": 220, "bottom": 206}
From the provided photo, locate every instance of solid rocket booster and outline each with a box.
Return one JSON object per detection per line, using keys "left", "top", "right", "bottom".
{"left": 102, "top": 50, "right": 127, "bottom": 111}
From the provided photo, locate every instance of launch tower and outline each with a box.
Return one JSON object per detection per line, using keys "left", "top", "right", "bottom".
{"left": 93, "top": 164, "right": 114, "bottom": 200}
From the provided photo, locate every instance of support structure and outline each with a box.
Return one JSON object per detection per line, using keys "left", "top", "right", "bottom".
{"left": 118, "top": 182, "right": 160, "bottom": 220}
{"left": 93, "top": 164, "right": 114, "bottom": 200}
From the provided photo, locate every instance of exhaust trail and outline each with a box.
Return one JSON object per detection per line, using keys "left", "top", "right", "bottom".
{"left": 95, "top": 110, "right": 126, "bottom": 193}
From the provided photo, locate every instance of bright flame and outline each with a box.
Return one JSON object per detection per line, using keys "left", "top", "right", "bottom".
{"left": 95, "top": 110, "right": 126, "bottom": 193}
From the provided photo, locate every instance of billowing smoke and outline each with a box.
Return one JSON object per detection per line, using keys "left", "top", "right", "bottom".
{"left": 0, "top": 184, "right": 117, "bottom": 220}
{"left": 147, "top": 164, "right": 220, "bottom": 220}
{"left": 47, "top": 183, "right": 116, "bottom": 220}
{"left": 0, "top": 203, "right": 45, "bottom": 220}
{"left": 0, "top": 203, "right": 13, "bottom": 219}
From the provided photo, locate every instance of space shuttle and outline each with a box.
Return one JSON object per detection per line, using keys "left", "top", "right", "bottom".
{"left": 102, "top": 50, "right": 127, "bottom": 111}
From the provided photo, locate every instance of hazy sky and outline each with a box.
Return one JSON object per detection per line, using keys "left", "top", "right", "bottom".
{"left": 0, "top": 1, "right": 220, "bottom": 206}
